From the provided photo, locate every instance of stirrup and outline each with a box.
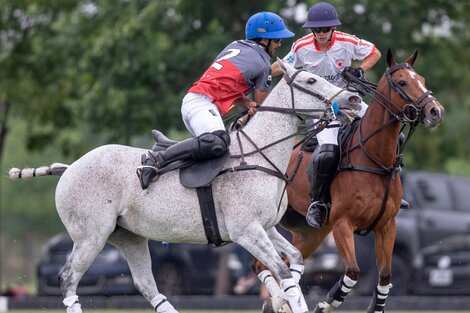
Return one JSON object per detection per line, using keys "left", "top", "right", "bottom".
{"left": 306, "top": 201, "right": 329, "bottom": 228}
{"left": 136, "top": 153, "right": 161, "bottom": 189}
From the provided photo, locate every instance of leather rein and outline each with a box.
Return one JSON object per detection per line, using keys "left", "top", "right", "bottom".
{"left": 220, "top": 69, "right": 346, "bottom": 212}
{"left": 223, "top": 69, "right": 343, "bottom": 182}
{"left": 341, "top": 63, "right": 437, "bottom": 236}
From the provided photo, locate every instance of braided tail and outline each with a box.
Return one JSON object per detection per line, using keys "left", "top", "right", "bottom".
{"left": 9, "top": 163, "right": 69, "bottom": 180}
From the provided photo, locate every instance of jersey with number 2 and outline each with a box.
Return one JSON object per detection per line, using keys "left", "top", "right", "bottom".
{"left": 188, "top": 40, "right": 272, "bottom": 116}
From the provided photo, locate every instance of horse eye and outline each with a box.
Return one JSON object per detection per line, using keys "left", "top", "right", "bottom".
{"left": 307, "top": 78, "right": 316, "bottom": 84}
{"left": 398, "top": 80, "right": 406, "bottom": 86}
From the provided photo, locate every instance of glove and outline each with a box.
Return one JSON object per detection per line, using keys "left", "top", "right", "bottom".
{"left": 343, "top": 66, "right": 364, "bottom": 79}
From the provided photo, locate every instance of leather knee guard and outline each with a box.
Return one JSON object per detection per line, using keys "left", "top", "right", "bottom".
{"left": 192, "top": 130, "right": 231, "bottom": 161}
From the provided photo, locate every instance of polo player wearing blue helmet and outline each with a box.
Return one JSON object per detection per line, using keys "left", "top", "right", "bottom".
{"left": 138, "top": 12, "right": 294, "bottom": 190}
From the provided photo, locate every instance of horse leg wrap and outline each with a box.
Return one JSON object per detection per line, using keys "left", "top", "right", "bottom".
{"left": 259, "top": 270, "right": 282, "bottom": 299}
{"left": 151, "top": 294, "right": 178, "bottom": 313}
{"left": 326, "top": 275, "right": 357, "bottom": 308}
{"left": 290, "top": 264, "right": 305, "bottom": 284}
{"left": 259, "top": 270, "right": 287, "bottom": 313}
{"left": 63, "top": 295, "right": 82, "bottom": 313}
{"left": 367, "top": 283, "right": 392, "bottom": 313}
{"left": 280, "top": 278, "right": 308, "bottom": 313}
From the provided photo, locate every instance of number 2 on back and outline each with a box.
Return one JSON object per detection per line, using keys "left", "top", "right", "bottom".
{"left": 211, "top": 49, "right": 241, "bottom": 70}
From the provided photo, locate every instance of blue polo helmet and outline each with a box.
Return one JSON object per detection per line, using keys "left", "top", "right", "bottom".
{"left": 246, "top": 11, "right": 295, "bottom": 40}
{"left": 303, "top": 2, "right": 342, "bottom": 28}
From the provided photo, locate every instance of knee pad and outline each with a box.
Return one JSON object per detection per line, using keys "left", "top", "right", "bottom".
{"left": 314, "top": 144, "right": 340, "bottom": 174}
{"left": 192, "top": 130, "right": 231, "bottom": 161}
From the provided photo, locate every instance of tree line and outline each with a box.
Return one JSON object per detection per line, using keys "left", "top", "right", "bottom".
{"left": 1, "top": 0, "right": 469, "bottom": 236}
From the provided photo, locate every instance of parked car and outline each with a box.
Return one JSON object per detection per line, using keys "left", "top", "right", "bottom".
{"left": 37, "top": 229, "right": 341, "bottom": 296}
{"left": 412, "top": 234, "right": 470, "bottom": 295}
{"left": 36, "top": 234, "right": 237, "bottom": 296}
{"left": 308, "top": 171, "right": 470, "bottom": 296}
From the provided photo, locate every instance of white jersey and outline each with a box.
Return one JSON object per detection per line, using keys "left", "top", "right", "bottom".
{"left": 283, "top": 31, "right": 376, "bottom": 88}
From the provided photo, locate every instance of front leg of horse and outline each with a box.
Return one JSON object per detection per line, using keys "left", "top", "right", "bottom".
{"left": 313, "top": 220, "right": 359, "bottom": 313}
{"left": 255, "top": 225, "right": 331, "bottom": 313}
{"left": 254, "top": 227, "right": 306, "bottom": 313}
{"left": 366, "top": 221, "right": 396, "bottom": 313}
{"left": 234, "top": 224, "right": 308, "bottom": 313}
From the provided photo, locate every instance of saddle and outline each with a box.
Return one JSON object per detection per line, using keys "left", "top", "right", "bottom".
{"left": 304, "top": 118, "right": 360, "bottom": 184}
{"left": 301, "top": 118, "right": 359, "bottom": 154}
{"left": 151, "top": 130, "right": 230, "bottom": 188}
{"left": 151, "top": 130, "right": 230, "bottom": 247}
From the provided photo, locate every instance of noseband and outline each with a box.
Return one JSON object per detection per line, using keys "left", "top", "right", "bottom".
{"left": 282, "top": 69, "right": 345, "bottom": 121}
{"left": 385, "top": 63, "right": 437, "bottom": 123}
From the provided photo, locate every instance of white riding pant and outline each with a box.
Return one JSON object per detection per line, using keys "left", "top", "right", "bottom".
{"left": 181, "top": 92, "right": 226, "bottom": 137}
{"left": 316, "top": 100, "right": 368, "bottom": 146}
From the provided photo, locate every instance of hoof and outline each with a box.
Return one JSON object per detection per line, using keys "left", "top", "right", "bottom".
{"left": 313, "top": 301, "right": 333, "bottom": 313}
{"left": 66, "top": 303, "right": 82, "bottom": 313}
{"left": 262, "top": 298, "right": 276, "bottom": 313}
{"left": 262, "top": 297, "right": 293, "bottom": 313}
{"left": 279, "top": 303, "right": 293, "bottom": 313}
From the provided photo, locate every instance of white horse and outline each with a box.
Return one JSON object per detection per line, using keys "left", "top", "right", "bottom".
{"left": 9, "top": 61, "right": 361, "bottom": 313}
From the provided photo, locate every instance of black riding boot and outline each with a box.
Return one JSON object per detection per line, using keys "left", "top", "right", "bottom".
{"left": 138, "top": 137, "right": 195, "bottom": 189}
{"left": 137, "top": 130, "right": 230, "bottom": 190}
{"left": 306, "top": 144, "right": 340, "bottom": 228}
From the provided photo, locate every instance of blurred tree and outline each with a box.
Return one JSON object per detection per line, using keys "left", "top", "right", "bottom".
{"left": 0, "top": 0, "right": 469, "bottom": 237}
{"left": 330, "top": 0, "right": 470, "bottom": 171}
{"left": 1, "top": 0, "right": 288, "bottom": 160}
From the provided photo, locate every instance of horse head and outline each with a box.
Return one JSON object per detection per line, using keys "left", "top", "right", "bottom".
{"left": 383, "top": 48, "right": 444, "bottom": 128}
{"left": 277, "top": 58, "right": 363, "bottom": 124}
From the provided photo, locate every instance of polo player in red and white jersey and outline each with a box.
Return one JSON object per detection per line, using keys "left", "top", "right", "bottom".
{"left": 272, "top": 2, "right": 383, "bottom": 229}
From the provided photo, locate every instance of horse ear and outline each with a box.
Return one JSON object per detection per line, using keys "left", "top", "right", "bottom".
{"left": 277, "top": 57, "right": 288, "bottom": 75}
{"left": 386, "top": 48, "right": 396, "bottom": 67}
{"left": 406, "top": 50, "right": 419, "bottom": 66}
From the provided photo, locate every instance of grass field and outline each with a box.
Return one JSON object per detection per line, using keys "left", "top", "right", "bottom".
{"left": 8, "top": 309, "right": 470, "bottom": 313}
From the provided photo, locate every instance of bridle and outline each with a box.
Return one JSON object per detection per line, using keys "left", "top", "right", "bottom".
{"left": 343, "top": 62, "right": 438, "bottom": 172}
{"left": 385, "top": 63, "right": 436, "bottom": 123}
{"left": 229, "top": 69, "right": 347, "bottom": 163}
{"left": 222, "top": 69, "right": 350, "bottom": 211}
{"left": 341, "top": 63, "right": 437, "bottom": 236}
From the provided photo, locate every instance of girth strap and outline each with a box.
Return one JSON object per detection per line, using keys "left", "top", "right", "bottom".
{"left": 196, "top": 185, "right": 230, "bottom": 247}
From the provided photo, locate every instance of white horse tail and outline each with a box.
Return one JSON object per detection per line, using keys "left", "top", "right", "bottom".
{"left": 8, "top": 163, "right": 69, "bottom": 180}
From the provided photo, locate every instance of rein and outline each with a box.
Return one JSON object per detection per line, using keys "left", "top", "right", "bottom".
{"left": 341, "top": 63, "right": 436, "bottom": 171}
{"left": 229, "top": 69, "right": 339, "bottom": 179}
{"left": 223, "top": 69, "right": 341, "bottom": 212}
{"left": 341, "top": 63, "right": 435, "bottom": 236}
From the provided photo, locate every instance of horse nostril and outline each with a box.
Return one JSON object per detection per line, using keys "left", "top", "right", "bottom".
{"left": 348, "top": 95, "right": 361, "bottom": 106}
{"left": 430, "top": 107, "right": 440, "bottom": 119}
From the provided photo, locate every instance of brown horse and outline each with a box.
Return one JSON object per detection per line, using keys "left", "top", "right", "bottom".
{"left": 255, "top": 49, "right": 445, "bottom": 313}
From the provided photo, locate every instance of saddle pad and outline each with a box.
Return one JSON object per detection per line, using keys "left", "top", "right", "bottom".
{"left": 180, "top": 152, "right": 230, "bottom": 188}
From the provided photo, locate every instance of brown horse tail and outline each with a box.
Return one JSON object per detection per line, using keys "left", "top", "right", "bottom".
{"left": 8, "top": 163, "right": 69, "bottom": 180}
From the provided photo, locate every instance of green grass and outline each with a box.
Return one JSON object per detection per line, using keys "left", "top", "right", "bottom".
{"left": 8, "top": 309, "right": 470, "bottom": 313}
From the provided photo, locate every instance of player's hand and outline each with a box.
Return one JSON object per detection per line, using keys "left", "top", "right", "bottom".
{"left": 247, "top": 101, "right": 258, "bottom": 116}
{"left": 343, "top": 66, "right": 364, "bottom": 79}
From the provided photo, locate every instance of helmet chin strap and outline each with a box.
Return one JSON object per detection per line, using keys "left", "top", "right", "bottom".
{"left": 258, "top": 39, "right": 274, "bottom": 57}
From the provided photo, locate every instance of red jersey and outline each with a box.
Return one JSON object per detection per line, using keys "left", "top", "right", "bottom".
{"left": 189, "top": 40, "right": 272, "bottom": 116}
